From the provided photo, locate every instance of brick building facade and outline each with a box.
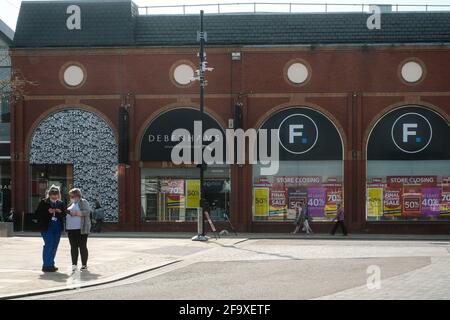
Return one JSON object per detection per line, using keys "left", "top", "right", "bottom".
{"left": 10, "top": 1, "right": 450, "bottom": 233}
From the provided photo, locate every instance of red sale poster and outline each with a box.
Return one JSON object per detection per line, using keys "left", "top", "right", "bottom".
{"left": 402, "top": 186, "right": 422, "bottom": 217}
{"left": 324, "top": 183, "right": 342, "bottom": 216}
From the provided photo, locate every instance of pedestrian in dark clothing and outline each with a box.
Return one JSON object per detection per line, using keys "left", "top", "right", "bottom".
{"left": 331, "top": 203, "right": 348, "bottom": 236}
{"left": 92, "top": 200, "right": 105, "bottom": 233}
{"left": 35, "top": 185, "right": 66, "bottom": 272}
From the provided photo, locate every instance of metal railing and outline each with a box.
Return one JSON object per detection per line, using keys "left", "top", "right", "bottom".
{"left": 138, "top": 2, "right": 450, "bottom": 15}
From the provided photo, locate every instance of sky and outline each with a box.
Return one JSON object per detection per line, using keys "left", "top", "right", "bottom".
{"left": 1, "top": 0, "right": 450, "bottom": 31}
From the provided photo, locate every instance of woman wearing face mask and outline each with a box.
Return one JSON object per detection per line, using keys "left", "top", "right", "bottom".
{"left": 66, "top": 188, "right": 92, "bottom": 272}
{"left": 35, "top": 185, "right": 66, "bottom": 272}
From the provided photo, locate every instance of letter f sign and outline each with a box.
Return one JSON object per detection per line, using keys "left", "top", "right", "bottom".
{"left": 289, "top": 124, "right": 304, "bottom": 143}
{"left": 403, "top": 123, "right": 417, "bottom": 142}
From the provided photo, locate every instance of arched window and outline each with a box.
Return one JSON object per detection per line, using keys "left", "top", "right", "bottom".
{"left": 366, "top": 106, "right": 450, "bottom": 221}
{"left": 140, "top": 108, "right": 230, "bottom": 223}
{"left": 253, "top": 107, "right": 344, "bottom": 222}
{"left": 29, "top": 108, "right": 118, "bottom": 221}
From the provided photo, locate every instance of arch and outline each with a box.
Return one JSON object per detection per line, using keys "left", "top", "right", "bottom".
{"left": 254, "top": 102, "right": 347, "bottom": 160}
{"left": 136, "top": 104, "right": 227, "bottom": 161}
{"left": 28, "top": 108, "right": 119, "bottom": 221}
{"left": 26, "top": 103, "right": 118, "bottom": 160}
{"left": 256, "top": 105, "right": 345, "bottom": 161}
{"left": 363, "top": 101, "right": 450, "bottom": 160}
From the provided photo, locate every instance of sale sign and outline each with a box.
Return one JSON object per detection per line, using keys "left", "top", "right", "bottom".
{"left": 387, "top": 176, "right": 437, "bottom": 186}
{"left": 269, "top": 189, "right": 287, "bottom": 219}
{"left": 163, "top": 179, "right": 185, "bottom": 209}
{"left": 324, "top": 183, "right": 342, "bottom": 216}
{"left": 383, "top": 187, "right": 402, "bottom": 216}
{"left": 367, "top": 187, "right": 383, "bottom": 217}
{"left": 254, "top": 187, "right": 269, "bottom": 217}
{"left": 186, "top": 180, "right": 200, "bottom": 208}
{"left": 421, "top": 187, "right": 441, "bottom": 217}
{"left": 440, "top": 187, "right": 450, "bottom": 216}
{"left": 402, "top": 192, "right": 422, "bottom": 217}
{"left": 307, "top": 187, "right": 326, "bottom": 217}
{"left": 287, "top": 187, "right": 307, "bottom": 220}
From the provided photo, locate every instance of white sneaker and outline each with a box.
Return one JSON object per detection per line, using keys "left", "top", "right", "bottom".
{"left": 71, "top": 265, "right": 77, "bottom": 272}
{"left": 81, "top": 265, "right": 88, "bottom": 271}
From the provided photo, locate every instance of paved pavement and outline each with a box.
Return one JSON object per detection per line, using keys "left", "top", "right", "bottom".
{"left": 0, "top": 235, "right": 243, "bottom": 299}
{"left": 2, "top": 235, "right": 449, "bottom": 300}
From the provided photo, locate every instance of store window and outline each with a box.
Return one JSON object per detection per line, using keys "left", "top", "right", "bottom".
{"left": 140, "top": 165, "right": 230, "bottom": 222}
{"left": 253, "top": 107, "right": 343, "bottom": 222}
{"left": 366, "top": 106, "right": 450, "bottom": 221}
{"left": 140, "top": 107, "right": 230, "bottom": 222}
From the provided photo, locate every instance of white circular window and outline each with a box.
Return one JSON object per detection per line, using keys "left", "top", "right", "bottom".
{"left": 63, "top": 65, "right": 85, "bottom": 87}
{"left": 173, "top": 64, "right": 195, "bottom": 86}
{"left": 286, "top": 62, "right": 309, "bottom": 85}
{"left": 401, "top": 61, "right": 424, "bottom": 83}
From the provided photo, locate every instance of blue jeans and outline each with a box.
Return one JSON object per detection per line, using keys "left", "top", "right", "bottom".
{"left": 41, "top": 220, "right": 61, "bottom": 268}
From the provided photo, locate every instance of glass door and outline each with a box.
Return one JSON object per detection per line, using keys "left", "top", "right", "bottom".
{"left": 29, "top": 164, "right": 74, "bottom": 212}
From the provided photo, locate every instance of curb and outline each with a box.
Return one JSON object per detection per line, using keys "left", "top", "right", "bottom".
{"left": 0, "top": 260, "right": 181, "bottom": 300}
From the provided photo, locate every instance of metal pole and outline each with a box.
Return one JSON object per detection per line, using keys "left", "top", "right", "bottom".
{"left": 192, "top": 10, "right": 208, "bottom": 241}
{"left": 200, "top": 10, "right": 205, "bottom": 238}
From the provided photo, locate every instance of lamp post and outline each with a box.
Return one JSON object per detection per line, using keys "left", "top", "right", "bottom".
{"left": 192, "top": 10, "right": 210, "bottom": 242}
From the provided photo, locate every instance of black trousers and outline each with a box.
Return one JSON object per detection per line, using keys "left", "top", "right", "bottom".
{"left": 331, "top": 220, "right": 348, "bottom": 235}
{"left": 67, "top": 230, "right": 89, "bottom": 266}
{"left": 93, "top": 219, "right": 103, "bottom": 232}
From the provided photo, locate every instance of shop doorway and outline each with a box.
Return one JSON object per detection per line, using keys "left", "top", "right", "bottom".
{"left": 140, "top": 166, "right": 231, "bottom": 223}
{"left": 29, "top": 164, "right": 73, "bottom": 212}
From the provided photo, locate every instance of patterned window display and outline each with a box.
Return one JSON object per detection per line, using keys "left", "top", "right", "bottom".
{"left": 29, "top": 109, "right": 119, "bottom": 221}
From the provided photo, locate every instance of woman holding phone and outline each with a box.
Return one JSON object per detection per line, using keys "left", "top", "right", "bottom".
{"left": 36, "top": 185, "right": 66, "bottom": 272}
{"left": 66, "top": 188, "right": 92, "bottom": 272}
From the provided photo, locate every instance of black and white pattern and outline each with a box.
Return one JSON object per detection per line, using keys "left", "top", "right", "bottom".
{"left": 29, "top": 109, "right": 119, "bottom": 221}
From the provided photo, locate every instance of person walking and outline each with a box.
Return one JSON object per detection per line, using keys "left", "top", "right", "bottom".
{"left": 35, "top": 185, "right": 66, "bottom": 272}
{"left": 66, "top": 188, "right": 92, "bottom": 272}
{"left": 291, "top": 203, "right": 304, "bottom": 234}
{"left": 302, "top": 202, "right": 313, "bottom": 234}
{"left": 92, "top": 200, "right": 105, "bottom": 233}
{"left": 331, "top": 203, "right": 348, "bottom": 236}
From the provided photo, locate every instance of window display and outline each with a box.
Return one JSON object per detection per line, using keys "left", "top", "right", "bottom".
{"left": 366, "top": 106, "right": 450, "bottom": 221}
{"left": 253, "top": 162, "right": 342, "bottom": 221}
{"left": 252, "top": 107, "right": 344, "bottom": 222}
{"left": 141, "top": 166, "right": 230, "bottom": 222}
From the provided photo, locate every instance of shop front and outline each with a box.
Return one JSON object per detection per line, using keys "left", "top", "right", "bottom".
{"left": 139, "top": 107, "right": 231, "bottom": 230}
{"left": 252, "top": 107, "right": 344, "bottom": 231}
{"left": 366, "top": 105, "right": 450, "bottom": 226}
{"left": 27, "top": 108, "right": 119, "bottom": 222}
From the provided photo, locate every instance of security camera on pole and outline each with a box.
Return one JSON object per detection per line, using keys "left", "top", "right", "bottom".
{"left": 192, "top": 10, "right": 213, "bottom": 242}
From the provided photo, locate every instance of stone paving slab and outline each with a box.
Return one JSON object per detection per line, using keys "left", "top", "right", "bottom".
{"left": 0, "top": 236, "right": 244, "bottom": 299}
{"left": 317, "top": 256, "right": 450, "bottom": 300}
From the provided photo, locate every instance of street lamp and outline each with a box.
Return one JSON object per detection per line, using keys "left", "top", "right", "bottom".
{"left": 192, "top": 10, "right": 213, "bottom": 242}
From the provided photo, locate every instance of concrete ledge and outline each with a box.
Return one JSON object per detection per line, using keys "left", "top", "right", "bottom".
{"left": 0, "top": 222, "right": 13, "bottom": 237}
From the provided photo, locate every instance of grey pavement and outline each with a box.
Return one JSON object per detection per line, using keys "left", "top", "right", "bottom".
{"left": 7, "top": 236, "right": 450, "bottom": 300}
{"left": 0, "top": 235, "right": 243, "bottom": 299}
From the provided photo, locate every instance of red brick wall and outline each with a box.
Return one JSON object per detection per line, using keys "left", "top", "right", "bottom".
{"left": 10, "top": 46, "right": 450, "bottom": 233}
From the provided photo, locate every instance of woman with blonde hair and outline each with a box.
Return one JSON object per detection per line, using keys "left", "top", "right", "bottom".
{"left": 66, "top": 188, "right": 92, "bottom": 271}
{"left": 35, "top": 185, "right": 66, "bottom": 272}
